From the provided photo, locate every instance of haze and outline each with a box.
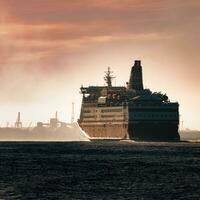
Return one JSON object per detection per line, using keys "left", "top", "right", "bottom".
{"left": 0, "top": 0, "right": 199, "bottom": 130}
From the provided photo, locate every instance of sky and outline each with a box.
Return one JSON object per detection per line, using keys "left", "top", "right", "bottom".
{"left": 0, "top": 0, "right": 199, "bottom": 130}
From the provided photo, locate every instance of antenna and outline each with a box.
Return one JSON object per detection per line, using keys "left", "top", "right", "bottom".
{"left": 104, "top": 67, "right": 115, "bottom": 87}
{"left": 71, "top": 102, "right": 75, "bottom": 123}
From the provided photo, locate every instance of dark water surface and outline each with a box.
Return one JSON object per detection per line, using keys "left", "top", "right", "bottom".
{"left": 0, "top": 142, "right": 200, "bottom": 200}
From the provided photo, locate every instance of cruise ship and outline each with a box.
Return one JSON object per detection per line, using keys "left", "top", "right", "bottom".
{"left": 78, "top": 60, "right": 180, "bottom": 141}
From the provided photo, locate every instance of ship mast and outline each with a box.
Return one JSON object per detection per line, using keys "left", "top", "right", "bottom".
{"left": 104, "top": 67, "right": 115, "bottom": 87}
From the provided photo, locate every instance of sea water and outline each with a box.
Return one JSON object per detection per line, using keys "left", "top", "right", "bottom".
{"left": 0, "top": 141, "right": 199, "bottom": 199}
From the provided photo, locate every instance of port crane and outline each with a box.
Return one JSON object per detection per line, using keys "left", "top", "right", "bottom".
{"left": 15, "top": 112, "right": 22, "bottom": 128}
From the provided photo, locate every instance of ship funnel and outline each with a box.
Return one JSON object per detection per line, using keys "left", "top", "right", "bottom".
{"left": 128, "top": 60, "right": 144, "bottom": 90}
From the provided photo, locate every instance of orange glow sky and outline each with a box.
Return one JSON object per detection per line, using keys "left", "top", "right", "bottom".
{"left": 0, "top": 0, "right": 199, "bottom": 130}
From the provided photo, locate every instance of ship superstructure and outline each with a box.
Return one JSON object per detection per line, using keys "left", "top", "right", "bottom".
{"left": 78, "top": 60, "right": 180, "bottom": 141}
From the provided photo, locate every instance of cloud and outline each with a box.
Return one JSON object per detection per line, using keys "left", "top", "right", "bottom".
{"left": 0, "top": 0, "right": 199, "bottom": 76}
{"left": 0, "top": 0, "right": 199, "bottom": 73}
{"left": 0, "top": 1, "right": 200, "bottom": 129}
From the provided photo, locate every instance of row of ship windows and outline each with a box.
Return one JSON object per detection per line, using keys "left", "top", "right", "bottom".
{"left": 101, "top": 115, "right": 123, "bottom": 118}
{"left": 129, "top": 109, "right": 177, "bottom": 112}
{"left": 84, "top": 109, "right": 122, "bottom": 113}
{"left": 84, "top": 108, "right": 177, "bottom": 113}
{"left": 101, "top": 109, "right": 122, "bottom": 113}
{"left": 83, "top": 114, "right": 177, "bottom": 118}
{"left": 83, "top": 110, "right": 91, "bottom": 113}
{"left": 83, "top": 115, "right": 123, "bottom": 118}
{"left": 132, "top": 114, "right": 177, "bottom": 118}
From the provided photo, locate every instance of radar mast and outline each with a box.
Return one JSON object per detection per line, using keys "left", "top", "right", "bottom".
{"left": 104, "top": 67, "right": 115, "bottom": 87}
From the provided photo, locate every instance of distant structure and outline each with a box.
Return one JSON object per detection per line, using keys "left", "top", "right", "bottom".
{"left": 36, "top": 111, "right": 67, "bottom": 129}
{"left": 181, "top": 120, "right": 184, "bottom": 131}
{"left": 71, "top": 102, "right": 75, "bottom": 123}
{"left": 28, "top": 122, "right": 32, "bottom": 129}
{"left": 55, "top": 111, "right": 58, "bottom": 121}
{"left": 179, "top": 114, "right": 184, "bottom": 131}
{"left": 15, "top": 112, "right": 22, "bottom": 128}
